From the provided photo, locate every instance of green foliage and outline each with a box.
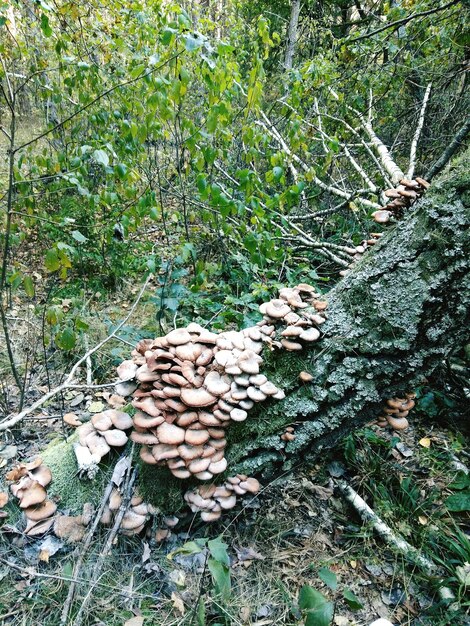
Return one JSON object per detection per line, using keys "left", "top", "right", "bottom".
{"left": 298, "top": 585, "right": 334, "bottom": 626}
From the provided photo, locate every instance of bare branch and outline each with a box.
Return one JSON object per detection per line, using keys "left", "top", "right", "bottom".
{"left": 407, "top": 83, "right": 432, "bottom": 179}
{"left": 0, "top": 274, "right": 153, "bottom": 431}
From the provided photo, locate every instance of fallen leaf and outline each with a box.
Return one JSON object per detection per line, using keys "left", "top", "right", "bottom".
{"left": 171, "top": 592, "right": 185, "bottom": 616}
{"left": 350, "top": 560, "right": 357, "bottom": 569}
{"left": 309, "top": 484, "right": 334, "bottom": 500}
{"left": 88, "top": 401, "right": 105, "bottom": 413}
{"left": 0, "top": 445, "right": 17, "bottom": 460}
{"left": 169, "top": 569, "right": 186, "bottom": 587}
{"left": 70, "top": 393, "right": 85, "bottom": 407}
{"left": 418, "top": 516, "right": 428, "bottom": 525}
{"left": 63, "top": 413, "right": 81, "bottom": 427}
{"left": 123, "top": 617, "right": 144, "bottom": 626}
{"left": 419, "top": 437, "right": 431, "bottom": 448}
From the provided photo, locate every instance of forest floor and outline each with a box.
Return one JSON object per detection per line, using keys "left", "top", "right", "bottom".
{"left": 0, "top": 368, "right": 468, "bottom": 625}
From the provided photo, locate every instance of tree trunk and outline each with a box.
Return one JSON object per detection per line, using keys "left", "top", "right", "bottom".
{"left": 225, "top": 150, "right": 470, "bottom": 480}
{"left": 284, "top": 0, "right": 301, "bottom": 70}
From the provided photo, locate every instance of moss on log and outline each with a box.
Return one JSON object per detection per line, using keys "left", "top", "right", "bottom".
{"left": 224, "top": 149, "right": 469, "bottom": 479}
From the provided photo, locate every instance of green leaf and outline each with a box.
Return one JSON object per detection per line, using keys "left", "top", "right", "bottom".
{"left": 23, "top": 276, "right": 35, "bottom": 298}
{"left": 446, "top": 492, "right": 470, "bottom": 512}
{"left": 55, "top": 328, "right": 77, "bottom": 351}
{"left": 449, "top": 472, "right": 470, "bottom": 491}
{"left": 44, "top": 249, "right": 60, "bottom": 272}
{"left": 208, "top": 537, "right": 230, "bottom": 566}
{"left": 40, "top": 14, "right": 52, "bottom": 37}
{"left": 115, "top": 163, "right": 128, "bottom": 179}
{"left": 318, "top": 567, "right": 337, "bottom": 591}
{"left": 167, "top": 540, "right": 203, "bottom": 560}
{"left": 207, "top": 558, "right": 231, "bottom": 603}
{"left": 342, "top": 589, "right": 363, "bottom": 610}
{"left": 272, "top": 166, "right": 283, "bottom": 182}
{"left": 298, "top": 586, "right": 334, "bottom": 626}
{"left": 92, "top": 149, "right": 109, "bottom": 167}
{"left": 184, "top": 33, "right": 203, "bottom": 51}
{"left": 71, "top": 230, "right": 87, "bottom": 244}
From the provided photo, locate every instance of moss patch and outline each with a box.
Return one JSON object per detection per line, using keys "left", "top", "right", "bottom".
{"left": 41, "top": 436, "right": 114, "bottom": 514}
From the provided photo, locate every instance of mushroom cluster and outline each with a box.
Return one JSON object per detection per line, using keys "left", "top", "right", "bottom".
{"left": 74, "top": 409, "right": 133, "bottom": 476}
{"left": 100, "top": 488, "right": 155, "bottom": 536}
{"left": 113, "top": 284, "right": 325, "bottom": 484}
{"left": 184, "top": 475, "right": 260, "bottom": 522}
{"left": 54, "top": 503, "right": 93, "bottom": 543}
{"left": 339, "top": 233, "right": 383, "bottom": 277}
{"left": 281, "top": 426, "right": 296, "bottom": 442}
{"left": 376, "top": 393, "right": 416, "bottom": 431}
{"left": 372, "top": 177, "right": 430, "bottom": 224}
{"left": 7, "top": 458, "right": 57, "bottom": 536}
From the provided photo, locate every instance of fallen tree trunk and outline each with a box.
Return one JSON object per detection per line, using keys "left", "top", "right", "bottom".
{"left": 224, "top": 150, "right": 469, "bottom": 480}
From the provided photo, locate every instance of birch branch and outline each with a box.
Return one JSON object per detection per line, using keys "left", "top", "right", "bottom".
{"left": 0, "top": 274, "right": 153, "bottom": 431}
{"left": 336, "top": 479, "right": 455, "bottom": 602}
{"left": 256, "top": 113, "right": 380, "bottom": 209}
{"left": 407, "top": 83, "right": 432, "bottom": 179}
{"left": 330, "top": 88, "right": 405, "bottom": 185}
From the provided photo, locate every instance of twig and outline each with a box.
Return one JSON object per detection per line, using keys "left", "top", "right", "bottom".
{"left": 336, "top": 479, "right": 455, "bottom": 602}
{"left": 407, "top": 83, "right": 432, "bottom": 179}
{"left": 72, "top": 466, "right": 138, "bottom": 626}
{"left": 61, "top": 454, "right": 133, "bottom": 625}
{"left": 348, "top": 1, "right": 459, "bottom": 43}
{"left": 0, "top": 274, "right": 153, "bottom": 431}
{"left": 425, "top": 117, "right": 470, "bottom": 180}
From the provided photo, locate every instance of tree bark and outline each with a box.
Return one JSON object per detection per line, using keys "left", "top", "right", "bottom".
{"left": 284, "top": 0, "right": 301, "bottom": 71}
{"left": 225, "top": 149, "right": 470, "bottom": 480}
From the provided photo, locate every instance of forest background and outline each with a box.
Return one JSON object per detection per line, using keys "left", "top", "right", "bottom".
{"left": 0, "top": 1, "right": 469, "bottom": 625}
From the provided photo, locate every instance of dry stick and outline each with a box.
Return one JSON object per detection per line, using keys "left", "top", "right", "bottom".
{"left": 336, "top": 479, "right": 455, "bottom": 602}
{"left": 407, "top": 83, "right": 432, "bottom": 179}
{"left": 0, "top": 273, "right": 153, "bottom": 431}
{"left": 60, "top": 454, "right": 133, "bottom": 625}
{"left": 329, "top": 88, "right": 406, "bottom": 185}
{"left": 425, "top": 117, "right": 470, "bottom": 181}
{"left": 72, "top": 467, "right": 138, "bottom": 626}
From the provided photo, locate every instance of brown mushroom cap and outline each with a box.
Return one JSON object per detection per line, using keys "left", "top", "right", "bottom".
{"left": 281, "top": 338, "right": 303, "bottom": 351}
{"left": 156, "top": 422, "right": 185, "bottom": 445}
{"left": 165, "top": 328, "right": 192, "bottom": 346}
{"left": 185, "top": 428, "right": 210, "bottom": 446}
{"left": 106, "top": 410, "right": 133, "bottom": 430}
{"left": 24, "top": 499, "right": 57, "bottom": 521}
{"left": 54, "top": 515, "right": 86, "bottom": 542}
{"left": 0, "top": 492, "right": 8, "bottom": 508}
{"left": 30, "top": 465, "right": 52, "bottom": 487}
{"left": 19, "top": 483, "right": 47, "bottom": 509}
{"left": 117, "top": 360, "right": 138, "bottom": 380}
{"left": 299, "top": 327, "right": 320, "bottom": 342}
{"left": 180, "top": 387, "right": 216, "bottom": 408}
{"left": 372, "top": 209, "right": 391, "bottom": 224}
{"left": 85, "top": 432, "right": 111, "bottom": 459}
{"left": 386, "top": 415, "right": 409, "bottom": 430}
{"left": 265, "top": 299, "right": 291, "bottom": 319}
{"left": 120, "top": 510, "right": 147, "bottom": 530}
{"left": 299, "top": 371, "right": 313, "bottom": 382}
{"left": 25, "top": 517, "right": 55, "bottom": 536}
{"left": 102, "top": 429, "right": 128, "bottom": 447}
{"left": 204, "top": 371, "right": 231, "bottom": 396}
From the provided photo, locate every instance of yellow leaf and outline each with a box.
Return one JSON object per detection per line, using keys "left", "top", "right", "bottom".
{"left": 419, "top": 437, "right": 431, "bottom": 448}
{"left": 418, "top": 516, "right": 428, "bottom": 525}
{"left": 171, "top": 592, "right": 185, "bottom": 616}
{"left": 350, "top": 560, "right": 357, "bottom": 569}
